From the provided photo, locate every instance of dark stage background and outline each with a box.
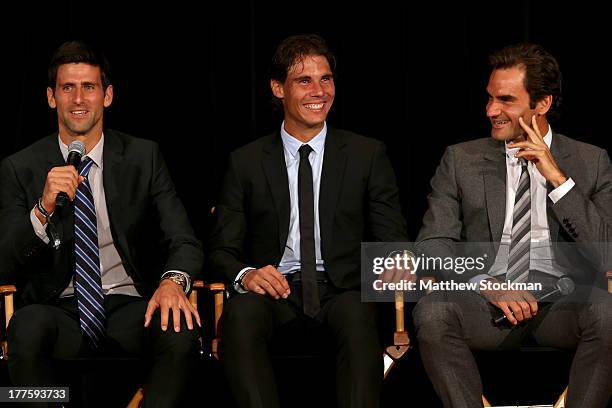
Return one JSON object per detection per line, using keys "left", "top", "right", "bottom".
{"left": 1, "top": 1, "right": 610, "bottom": 405}
{"left": 3, "top": 1, "right": 611, "bottom": 241}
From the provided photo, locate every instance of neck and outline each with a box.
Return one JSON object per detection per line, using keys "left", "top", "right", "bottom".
{"left": 283, "top": 122, "right": 324, "bottom": 143}
{"left": 59, "top": 130, "right": 102, "bottom": 155}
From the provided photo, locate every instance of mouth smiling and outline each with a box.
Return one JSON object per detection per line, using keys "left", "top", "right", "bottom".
{"left": 70, "top": 110, "right": 89, "bottom": 117}
{"left": 492, "top": 118, "right": 510, "bottom": 128}
{"left": 304, "top": 102, "right": 325, "bottom": 111}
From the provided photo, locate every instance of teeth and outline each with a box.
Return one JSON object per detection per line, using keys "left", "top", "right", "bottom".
{"left": 305, "top": 103, "right": 324, "bottom": 110}
{"left": 72, "top": 111, "right": 87, "bottom": 116}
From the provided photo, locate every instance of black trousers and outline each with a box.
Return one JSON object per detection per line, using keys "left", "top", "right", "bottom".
{"left": 7, "top": 294, "right": 199, "bottom": 408}
{"left": 413, "top": 286, "right": 612, "bottom": 408}
{"left": 221, "top": 277, "right": 382, "bottom": 408}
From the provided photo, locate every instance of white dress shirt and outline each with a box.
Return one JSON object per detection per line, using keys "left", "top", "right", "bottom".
{"left": 233, "top": 122, "right": 328, "bottom": 292}
{"left": 470, "top": 128, "right": 576, "bottom": 287}
{"left": 30, "top": 134, "right": 139, "bottom": 297}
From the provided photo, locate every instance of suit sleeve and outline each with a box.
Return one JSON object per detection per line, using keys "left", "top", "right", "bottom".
{"left": 366, "top": 142, "right": 409, "bottom": 242}
{"left": 149, "top": 144, "right": 203, "bottom": 279}
{"left": 206, "top": 153, "right": 250, "bottom": 283}
{"left": 415, "top": 146, "right": 471, "bottom": 281}
{"left": 551, "top": 148, "right": 612, "bottom": 271}
{"left": 0, "top": 157, "right": 49, "bottom": 282}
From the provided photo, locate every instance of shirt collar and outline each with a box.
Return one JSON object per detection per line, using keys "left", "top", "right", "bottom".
{"left": 58, "top": 133, "right": 104, "bottom": 170}
{"left": 505, "top": 126, "right": 553, "bottom": 160}
{"left": 280, "top": 121, "right": 327, "bottom": 159}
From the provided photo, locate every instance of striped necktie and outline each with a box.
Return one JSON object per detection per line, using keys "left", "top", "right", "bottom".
{"left": 74, "top": 157, "right": 106, "bottom": 348}
{"left": 507, "top": 158, "right": 531, "bottom": 283}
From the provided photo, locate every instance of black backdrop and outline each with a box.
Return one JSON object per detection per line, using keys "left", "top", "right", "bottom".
{"left": 3, "top": 0, "right": 611, "bottom": 242}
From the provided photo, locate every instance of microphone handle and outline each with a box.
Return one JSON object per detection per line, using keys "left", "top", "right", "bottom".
{"left": 492, "top": 287, "right": 560, "bottom": 325}
{"left": 55, "top": 192, "right": 69, "bottom": 210}
{"left": 55, "top": 152, "right": 82, "bottom": 211}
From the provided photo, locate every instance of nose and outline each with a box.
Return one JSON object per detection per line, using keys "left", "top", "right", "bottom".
{"left": 310, "top": 81, "right": 324, "bottom": 97}
{"left": 72, "top": 86, "right": 84, "bottom": 104}
{"left": 486, "top": 100, "right": 500, "bottom": 118}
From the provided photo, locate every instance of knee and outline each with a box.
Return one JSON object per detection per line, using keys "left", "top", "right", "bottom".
{"left": 328, "top": 292, "right": 380, "bottom": 352}
{"left": 149, "top": 312, "right": 198, "bottom": 358}
{"left": 583, "top": 301, "right": 612, "bottom": 347}
{"left": 412, "top": 295, "right": 459, "bottom": 342}
{"left": 221, "top": 293, "right": 273, "bottom": 335}
{"left": 7, "top": 305, "right": 56, "bottom": 356}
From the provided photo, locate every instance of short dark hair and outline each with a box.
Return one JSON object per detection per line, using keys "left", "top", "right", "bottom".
{"left": 489, "top": 43, "right": 562, "bottom": 120}
{"left": 48, "top": 40, "right": 112, "bottom": 91}
{"left": 270, "top": 34, "right": 336, "bottom": 83}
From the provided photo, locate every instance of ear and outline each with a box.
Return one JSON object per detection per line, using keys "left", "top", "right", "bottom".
{"left": 103, "top": 85, "right": 114, "bottom": 108}
{"left": 270, "top": 79, "right": 284, "bottom": 99}
{"left": 535, "top": 95, "right": 552, "bottom": 115}
{"left": 47, "top": 87, "right": 56, "bottom": 108}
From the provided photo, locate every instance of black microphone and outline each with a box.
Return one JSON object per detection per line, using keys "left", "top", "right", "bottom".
{"left": 493, "top": 276, "right": 575, "bottom": 325}
{"left": 55, "top": 141, "right": 85, "bottom": 211}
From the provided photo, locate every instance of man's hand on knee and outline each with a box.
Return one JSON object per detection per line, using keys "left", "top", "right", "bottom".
{"left": 144, "top": 280, "right": 201, "bottom": 332}
{"left": 242, "top": 265, "right": 290, "bottom": 299}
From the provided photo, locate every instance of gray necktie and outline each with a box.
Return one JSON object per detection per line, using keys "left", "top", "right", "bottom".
{"left": 507, "top": 158, "right": 531, "bottom": 283}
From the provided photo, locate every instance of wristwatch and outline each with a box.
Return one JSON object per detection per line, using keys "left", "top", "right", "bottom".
{"left": 161, "top": 272, "right": 191, "bottom": 293}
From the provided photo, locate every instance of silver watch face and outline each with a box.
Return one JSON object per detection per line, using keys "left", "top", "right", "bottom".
{"left": 167, "top": 274, "right": 186, "bottom": 288}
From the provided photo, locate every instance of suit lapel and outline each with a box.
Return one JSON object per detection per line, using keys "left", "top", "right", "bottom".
{"left": 102, "top": 130, "right": 132, "bottom": 264}
{"left": 319, "top": 129, "right": 347, "bottom": 257}
{"left": 483, "top": 139, "right": 507, "bottom": 242}
{"left": 262, "top": 133, "right": 291, "bottom": 256}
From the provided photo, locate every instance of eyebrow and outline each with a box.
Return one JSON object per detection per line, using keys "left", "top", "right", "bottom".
{"left": 487, "top": 91, "right": 517, "bottom": 102}
{"left": 59, "top": 80, "right": 98, "bottom": 86}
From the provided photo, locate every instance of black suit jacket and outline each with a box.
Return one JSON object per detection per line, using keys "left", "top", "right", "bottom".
{"left": 0, "top": 130, "right": 203, "bottom": 306}
{"left": 416, "top": 133, "right": 612, "bottom": 286}
{"left": 207, "top": 128, "right": 408, "bottom": 290}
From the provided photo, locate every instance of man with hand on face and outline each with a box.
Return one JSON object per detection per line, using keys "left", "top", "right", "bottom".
{"left": 413, "top": 43, "right": 612, "bottom": 407}
{"left": 207, "top": 34, "right": 408, "bottom": 408}
{"left": 0, "top": 41, "right": 202, "bottom": 407}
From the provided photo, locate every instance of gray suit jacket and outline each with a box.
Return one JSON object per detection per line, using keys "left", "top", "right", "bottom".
{"left": 416, "top": 133, "right": 612, "bottom": 287}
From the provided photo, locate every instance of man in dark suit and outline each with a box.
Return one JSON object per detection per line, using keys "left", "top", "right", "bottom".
{"left": 207, "top": 34, "right": 408, "bottom": 408}
{"left": 413, "top": 43, "right": 612, "bottom": 407}
{"left": 0, "top": 41, "right": 203, "bottom": 407}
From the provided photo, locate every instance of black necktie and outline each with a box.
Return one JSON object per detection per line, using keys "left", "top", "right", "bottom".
{"left": 298, "top": 144, "right": 320, "bottom": 317}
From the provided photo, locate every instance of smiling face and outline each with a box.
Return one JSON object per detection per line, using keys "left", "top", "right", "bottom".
{"left": 47, "top": 63, "right": 113, "bottom": 144}
{"left": 270, "top": 54, "right": 335, "bottom": 142}
{"left": 486, "top": 66, "right": 540, "bottom": 143}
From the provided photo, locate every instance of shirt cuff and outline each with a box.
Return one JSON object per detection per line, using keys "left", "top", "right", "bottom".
{"left": 548, "top": 177, "right": 575, "bottom": 204}
{"left": 234, "top": 267, "right": 255, "bottom": 293}
{"left": 160, "top": 270, "right": 192, "bottom": 294}
{"left": 468, "top": 274, "right": 493, "bottom": 294}
{"left": 30, "top": 207, "right": 50, "bottom": 244}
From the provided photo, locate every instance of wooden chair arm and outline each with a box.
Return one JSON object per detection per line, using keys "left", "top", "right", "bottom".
{"left": 0, "top": 285, "right": 17, "bottom": 329}
{"left": 0, "top": 285, "right": 17, "bottom": 359}
{"left": 190, "top": 280, "right": 225, "bottom": 360}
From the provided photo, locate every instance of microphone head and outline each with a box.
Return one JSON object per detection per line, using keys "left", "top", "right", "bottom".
{"left": 68, "top": 140, "right": 86, "bottom": 156}
{"left": 556, "top": 276, "right": 575, "bottom": 296}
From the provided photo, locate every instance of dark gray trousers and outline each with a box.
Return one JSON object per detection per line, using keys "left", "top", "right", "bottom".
{"left": 413, "top": 287, "right": 611, "bottom": 408}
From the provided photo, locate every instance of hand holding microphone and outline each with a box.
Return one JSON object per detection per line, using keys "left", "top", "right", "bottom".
{"left": 36, "top": 141, "right": 85, "bottom": 221}
{"left": 492, "top": 277, "right": 575, "bottom": 325}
